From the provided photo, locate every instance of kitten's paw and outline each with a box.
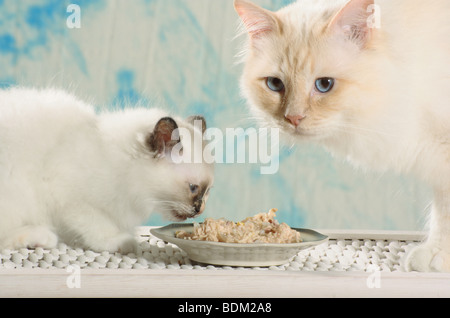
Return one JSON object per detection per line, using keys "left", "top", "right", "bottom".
{"left": 90, "top": 233, "right": 137, "bottom": 254}
{"left": 405, "top": 243, "right": 450, "bottom": 272}
{"left": 2, "top": 226, "right": 58, "bottom": 250}
{"left": 27, "top": 228, "right": 59, "bottom": 249}
{"left": 115, "top": 234, "right": 138, "bottom": 255}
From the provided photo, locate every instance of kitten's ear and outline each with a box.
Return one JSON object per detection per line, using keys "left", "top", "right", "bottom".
{"left": 328, "top": 0, "right": 375, "bottom": 48}
{"left": 146, "top": 117, "right": 181, "bottom": 157}
{"left": 234, "top": 0, "right": 278, "bottom": 40}
{"left": 187, "top": 115, "right": 207, "bottom": 135}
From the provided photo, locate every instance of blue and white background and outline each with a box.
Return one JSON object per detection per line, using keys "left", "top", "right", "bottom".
{"left": 0, "top": 0, "right": 432, "bottom": 230}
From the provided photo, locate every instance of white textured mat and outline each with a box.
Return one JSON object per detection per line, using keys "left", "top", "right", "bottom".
{"left": 0, "top": 227, "right": 423, "bottom": 272}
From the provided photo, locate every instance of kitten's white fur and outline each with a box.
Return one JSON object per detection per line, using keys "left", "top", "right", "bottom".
{"left": 0, "top": 87, "right": 213, "bottom": 253}
{"left": 235, "top": 0, "right": 450, "bottom": 271}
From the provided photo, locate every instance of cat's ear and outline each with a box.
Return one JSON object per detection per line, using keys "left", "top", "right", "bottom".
{"left": 328, "top": 0, "right": 375, "bottom": 48}
{"left": 146, "top": 117, "right": 181, "bottom": 158}
{"left": 186, "top": 115, "right": 207, "bottom": 135}
{"left": 234, "top": 0, "right": 278, "bottom": 41}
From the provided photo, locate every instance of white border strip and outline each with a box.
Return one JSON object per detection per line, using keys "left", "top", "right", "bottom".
{"left": 0, "top": 269, "right": 449, "bottom": 298}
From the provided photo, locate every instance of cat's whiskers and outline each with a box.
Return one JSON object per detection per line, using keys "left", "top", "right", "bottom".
{"left": 332, "top": 123, "right": 399, "bottom": 139}
{"left": 144, "top": 198, "right": 194, "bottom": 216}
{"left": 330, "top": 126, "right": 390, "bottom": 148}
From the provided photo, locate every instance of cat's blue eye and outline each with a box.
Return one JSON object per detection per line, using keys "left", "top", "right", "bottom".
{"left": 266, "top": 77, "right": 285, "bottom": 92}
{"left": 189, "top": 184, "right": 199, "bottom": 194}
{"left": 315, "top": 78, "right": 335, "bottom": 93}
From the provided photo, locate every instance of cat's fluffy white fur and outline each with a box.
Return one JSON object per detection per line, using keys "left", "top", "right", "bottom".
{"left": 0, "top": 87, "right": 213, "bottom": 253}
{"left": 235, "top": 0, "right": 450, "bottom": 271}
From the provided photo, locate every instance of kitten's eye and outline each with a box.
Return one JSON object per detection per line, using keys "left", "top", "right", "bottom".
{"left": 266, "top": 77, "right": 285, "bottom": 92}
{"left": 315, "top": 78, "right": 335, "bottom": 93}
{"left": 189, "top": 184, "right": 199, "bottom": 194}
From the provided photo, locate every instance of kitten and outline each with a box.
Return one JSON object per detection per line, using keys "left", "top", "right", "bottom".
{"left": 0, "top": 87, "right": 213, "bottom": 253}
{"left": 235, "top": 0, "right": 450, "bottom": 272}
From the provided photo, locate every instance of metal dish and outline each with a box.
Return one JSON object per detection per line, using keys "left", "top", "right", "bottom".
{"left": 150, "top": 223, "right": 328, "bottom": 267}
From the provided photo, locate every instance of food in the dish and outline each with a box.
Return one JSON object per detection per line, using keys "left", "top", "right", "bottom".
{"left": 175, "top": 208, "right": 302, "bottom": 243}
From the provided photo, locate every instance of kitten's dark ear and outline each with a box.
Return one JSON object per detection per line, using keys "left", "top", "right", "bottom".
{"left": 146, "top": 117, "right": 181, "bottom": 157}
{"left": 328, "top": 0, "right": 375, "bottom": 48}
{"left": 234, "top": 0, "right": 278, "bottom": 41}
{"left": 187, "top": 115, "right": 207, "bottom": 135}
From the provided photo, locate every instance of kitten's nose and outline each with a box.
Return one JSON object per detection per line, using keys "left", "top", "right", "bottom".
{"left": 193, "top": 200, "right": 205, "bottom": 216}
{"left": 285, "top": 114, "right": 305, "bottom": 127}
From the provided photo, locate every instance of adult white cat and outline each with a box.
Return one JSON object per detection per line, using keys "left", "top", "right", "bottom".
{"left": 235, "top": 0, "right": 450, "bottom": 271}
{"left": 0, "top": 88, "right": 213, "bottom": 253}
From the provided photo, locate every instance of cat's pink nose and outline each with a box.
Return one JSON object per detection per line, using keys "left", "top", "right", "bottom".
{"left": 285, "top": 114, "right": 304, "bottom": 127}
